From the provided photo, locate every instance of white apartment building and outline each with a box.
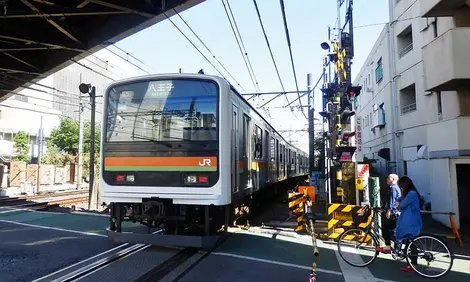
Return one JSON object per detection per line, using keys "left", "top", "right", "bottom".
{"left": 354, "top": 0, "right": 470, "bottom": 229}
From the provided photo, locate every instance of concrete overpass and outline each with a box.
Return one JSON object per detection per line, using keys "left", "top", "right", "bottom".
{"left": 0, "top": 0, "right": 205, "bottom": 99}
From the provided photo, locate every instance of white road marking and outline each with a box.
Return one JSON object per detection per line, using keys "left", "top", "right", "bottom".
{"left": 334, "top": 250, "right": 397, "bottom": 282}
{"left": 0, "top": 219, "right": 107, "bottom": 237}
{"left": 210, "top": 252, "right": 343, "bottom": 276}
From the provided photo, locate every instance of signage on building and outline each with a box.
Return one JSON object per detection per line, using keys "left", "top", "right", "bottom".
{"left": 355, "top": 116, "right": 363, "bottom": 162}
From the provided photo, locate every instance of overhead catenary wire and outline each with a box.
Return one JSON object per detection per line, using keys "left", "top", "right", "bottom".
{"left": 279, "top": 0, "right": 305, "bottom": 119}
{"left": 221, "top": 0, "right": 259, "bottom": 94}
{"left": 172, "top": 6, "right": 247, "bottom": 93}
{"left": 252, "top": 0, "right": 292, "bottom": 108}
{"left": 221, "top": 0, "right": 272, "bottom": 120}
{"left": 162, "top": 11, "right": 234, "bottom": 88}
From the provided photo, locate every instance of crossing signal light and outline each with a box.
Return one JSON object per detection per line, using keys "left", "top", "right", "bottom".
{"left": 347, "top": 85, "right": 362, "bottom": 98}
{"left": 341, "top": 131, "right": 356, "bottom": 145}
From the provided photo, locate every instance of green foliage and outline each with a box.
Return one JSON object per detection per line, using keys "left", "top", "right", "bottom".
{"left": 13, "top": 131, "right": 30, "bottom": 162}
{"left": 49, "top": 118, "right": 101, "bottom": 156}
{"left": 49, "top": 119, "right": 79, "bottom": 155}
{"left": 83, "top": 152, "right": 100, "bottom": 179}
{"left": 41, "top": 143, "right": 74, "bottom": 166}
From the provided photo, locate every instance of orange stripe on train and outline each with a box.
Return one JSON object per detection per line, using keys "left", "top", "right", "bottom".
{"left": 104, "top": 156, "right": 218, "bottom": 167}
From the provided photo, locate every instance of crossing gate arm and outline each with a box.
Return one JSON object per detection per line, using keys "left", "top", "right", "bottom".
{"left": 420, "top": 210, "right": 463, "bottom": 248}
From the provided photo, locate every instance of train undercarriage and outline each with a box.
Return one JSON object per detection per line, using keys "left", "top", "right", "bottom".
{"left": 106, "top": 177, "right": 306, "bottom": 249}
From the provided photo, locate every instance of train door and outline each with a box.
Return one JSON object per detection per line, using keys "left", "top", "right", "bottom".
{"left": 241, "top": 114, "right": 251, "bottom": 190}
{"left": 264, "top": 130, "right": 269, "bottom": 185}
{"left": 231, "top": 104, "right": 239, "bottom": 195}
{"left": 276, "top": 139, "right": 280, "bottom": 179}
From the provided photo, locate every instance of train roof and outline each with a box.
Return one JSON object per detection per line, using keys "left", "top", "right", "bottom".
{"left": 104, "top": 73, "right": 309, "bottom": 156}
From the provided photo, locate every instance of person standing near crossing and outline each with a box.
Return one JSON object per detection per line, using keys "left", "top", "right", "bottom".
{"left": 376, "top": 173, "right": 401, "bottom": 254}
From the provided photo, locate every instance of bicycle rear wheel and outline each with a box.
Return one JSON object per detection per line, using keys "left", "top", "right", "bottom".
{"left": 406, "top": 234, "right": 454, "bottom": 278}
{"left": 337, "top": 228, "right": 379, "bottom": 267}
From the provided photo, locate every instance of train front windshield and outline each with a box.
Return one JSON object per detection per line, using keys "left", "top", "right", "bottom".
{"left": 106, "top": 79, "right": 218, "bottom": 142}
{"left": 102, "top": 78, "right": 220, "bottom": 188}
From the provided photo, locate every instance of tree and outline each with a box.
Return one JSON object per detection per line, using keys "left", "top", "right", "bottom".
{"left": 49, "top": 119, "right": 79, "bottom": 155}
{"left": 13, "top": 131, "right": 30, "bottom": 162}
{"left": 49, "top": 118, "right": 101, "bottom": 155}
{"left": 41, "top": 143, "right": 74, "bottom": 166}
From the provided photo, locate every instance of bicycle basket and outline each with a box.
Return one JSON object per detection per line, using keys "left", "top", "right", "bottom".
{"left": 353, "top": 207, "right": 371, "bottom": 226}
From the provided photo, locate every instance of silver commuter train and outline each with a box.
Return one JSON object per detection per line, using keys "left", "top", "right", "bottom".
{"left": 100, "top": 73, "right": 308, "bottom": 243}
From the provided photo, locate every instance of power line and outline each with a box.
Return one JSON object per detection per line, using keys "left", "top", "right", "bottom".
{"left": 222, "top": 0, "right": 260, "bottom": 93}
{"left": 279, "top": 0, "right": 305, "bottom": 119}
{"left": 70, "top": 59, "right": 115, "bottom": 81}
{"left": 252, "top": 0, "right": 295, "bottom": 116}
{"left": 173, "top": 6, "right": 247, "bottom": 93}
{"left": 162, "top": 11, "right": 231, "bottom": 85}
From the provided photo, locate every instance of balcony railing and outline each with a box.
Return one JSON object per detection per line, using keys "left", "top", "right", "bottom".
{"left": 401, "top": 103, "right": 417, "bottom": 114}
{"left": 398, "top": 43, "right": 413, "bottom": 59}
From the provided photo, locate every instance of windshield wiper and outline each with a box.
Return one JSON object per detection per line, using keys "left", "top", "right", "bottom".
{"left": 131, "top": 134, "right": 173, "bottom": 148}
{"left": 163, "top": 136, "right": 191, "bottom": 141}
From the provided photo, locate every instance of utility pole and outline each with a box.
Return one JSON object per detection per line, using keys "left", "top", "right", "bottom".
{"left": 307, "top": 73, "right": 314, "bottom": 173}
{"left": 36, "top": 115, "right": 43, "bottom": 193}
{"left": 77, "top": 72, "right": 84, "bottom": 190}
{"left": 77, "top": 100, "right": 84, "bottom": 190}
{"left": 79, "top": 83, "right": 96, "bottom": 210}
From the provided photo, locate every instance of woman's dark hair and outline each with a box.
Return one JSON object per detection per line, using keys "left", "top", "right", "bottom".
{"left": 397, "top": 176, "right": 420, "bottom": 199}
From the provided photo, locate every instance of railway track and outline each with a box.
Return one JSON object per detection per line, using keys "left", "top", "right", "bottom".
{"left": 0, "top": 191, "right": 89, "bottom": 211}
{"left": 32, "top": 231, "right": 230, "bottom": 282}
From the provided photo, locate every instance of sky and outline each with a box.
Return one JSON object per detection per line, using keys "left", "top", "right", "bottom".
{"left": 95, "top": 0, "right": 390, "bottom": 153}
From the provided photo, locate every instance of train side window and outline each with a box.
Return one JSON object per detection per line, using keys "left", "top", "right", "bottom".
{"left": 270, "top": 137, "right": 275, "bottom": 162}
{"left": 253, "top": 125, "right": 263, "bottom": 159}
{"left": 242, "top": 115, "right": 250, "bottom": 158}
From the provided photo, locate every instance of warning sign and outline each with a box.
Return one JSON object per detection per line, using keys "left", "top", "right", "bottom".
{"left": 355, "top": 178, "right": 363, "bottom": 190}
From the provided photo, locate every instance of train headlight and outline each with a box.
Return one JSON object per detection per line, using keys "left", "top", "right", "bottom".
{"left": 182, "top": 174, "right": 210, "bottom": 186}
{"left": 115, "top": 174, "right": 135, "bottom": 183}
{"left": 187, "top": 175, "right": 197, "bottom": 183}
{"left": 126, "top": 175, "right": 135, "bottom": 182}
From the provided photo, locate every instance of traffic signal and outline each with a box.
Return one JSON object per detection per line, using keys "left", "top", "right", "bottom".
{"left": 341, "top": 131, "right": 356, "bottom": 145}
{"left": 347, "top": 85, "right": 362, "bottom": 99}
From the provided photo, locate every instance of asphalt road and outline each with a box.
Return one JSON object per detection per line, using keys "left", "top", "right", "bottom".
{"left": 1, "top": 208, "right": 468, "bottom": 282}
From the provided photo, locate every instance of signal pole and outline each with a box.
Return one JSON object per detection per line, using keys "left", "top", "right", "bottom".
{"left": 77, "top": 101, "right": 84, "bottom": 190}
{"left": 320, "top": 0, "right": 361, "bottom": 204}
{"left": 79, "top": 83, "right": 97, "bottom": 210}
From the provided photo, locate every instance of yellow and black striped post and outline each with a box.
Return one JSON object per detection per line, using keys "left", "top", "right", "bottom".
{"left": 288, "top": 191, "right": 306, "bottom": 233}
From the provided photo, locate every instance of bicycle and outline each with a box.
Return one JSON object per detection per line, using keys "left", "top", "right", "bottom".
{"left": 336, "top": 205, "right": 454, "bottom": 279}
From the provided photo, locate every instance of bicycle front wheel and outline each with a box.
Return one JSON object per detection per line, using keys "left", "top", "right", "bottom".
{"left": 406, "top": 234, "right": 454, "bottom": 278}
{"left": 337, "top": 228, "right": 378, "bottom": 267}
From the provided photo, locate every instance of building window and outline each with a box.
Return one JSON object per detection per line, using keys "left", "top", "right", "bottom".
{"left": 436, "top": 91, "right": 442, "bottom": 118}
{"left": 400, "top": 84, "right": 417, "bottom": 114}
{"left": 375, "top": 57, "right": 383, "bottom": 83}
{"left": 397, "top": 25, "right": 413, "bottom": 59}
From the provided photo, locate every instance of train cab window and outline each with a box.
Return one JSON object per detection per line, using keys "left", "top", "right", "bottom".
{"left": 253, "top": 125, "right": 263, "bottom": 159}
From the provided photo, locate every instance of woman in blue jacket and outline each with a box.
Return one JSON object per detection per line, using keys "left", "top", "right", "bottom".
{"left": 395, "top": 176, "right": 422, "bottom": 272}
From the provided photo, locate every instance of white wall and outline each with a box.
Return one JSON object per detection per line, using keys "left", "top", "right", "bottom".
{"left": 353, "top": 25, "right": 395, "bottom": 164}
